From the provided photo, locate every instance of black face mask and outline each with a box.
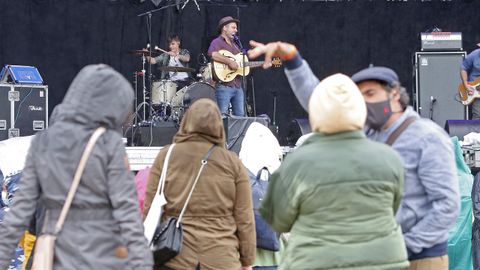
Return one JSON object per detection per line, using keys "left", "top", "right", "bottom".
{"left": 365, "top": 99, "right": 392, "bottom": 131}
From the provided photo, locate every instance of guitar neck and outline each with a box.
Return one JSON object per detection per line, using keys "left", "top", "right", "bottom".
{"left": 243, "top": 61, "right": 264, "bottom": 68}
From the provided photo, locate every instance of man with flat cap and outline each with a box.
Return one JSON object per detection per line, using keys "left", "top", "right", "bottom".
{"left": 260, "top": 73, "right": 409, "bottom": 270}
{"left": 208, "top": 16, "right": 246, "bottom": 116}
{"left": 247, "top": 41, "right": 459, "bottom": 270}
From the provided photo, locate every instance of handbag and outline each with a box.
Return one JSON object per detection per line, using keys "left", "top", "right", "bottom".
{"left": 250, "top": 167, "right": 280, "bottom": 251}
{"left": 31, "top": 127, "right": 106, "bottom": 270}
{"left": 151, "top": 144, "right": 216, "bottom": 266}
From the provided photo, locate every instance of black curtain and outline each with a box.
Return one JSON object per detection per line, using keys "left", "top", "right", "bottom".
{"left": 1, "top": 0, "right": 479, "bottom": 144}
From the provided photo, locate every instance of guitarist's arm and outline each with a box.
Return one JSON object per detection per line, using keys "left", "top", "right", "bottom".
{"left": 212, "top": 51, "right": 239, "bottom": 70}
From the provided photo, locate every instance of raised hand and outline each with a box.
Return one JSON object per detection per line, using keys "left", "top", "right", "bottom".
{"left": 248, "top": 40, "right": 297, "bottom": 69}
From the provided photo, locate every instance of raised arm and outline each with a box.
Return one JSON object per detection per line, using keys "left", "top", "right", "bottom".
{"left": 248, "top": 40, "right": 320, "bottom": 111}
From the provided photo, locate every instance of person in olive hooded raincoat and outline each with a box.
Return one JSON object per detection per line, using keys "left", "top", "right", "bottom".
{"left": 144, "top": 98, "right": 256, "bottom": 270}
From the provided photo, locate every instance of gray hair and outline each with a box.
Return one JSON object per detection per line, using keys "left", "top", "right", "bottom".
{"left": 382, "top": 81, "right": 410, "bottom": 111}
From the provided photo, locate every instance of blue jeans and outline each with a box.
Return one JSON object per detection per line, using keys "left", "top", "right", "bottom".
{"left": 215, "top": 84, "right": 245, "bottom": 116}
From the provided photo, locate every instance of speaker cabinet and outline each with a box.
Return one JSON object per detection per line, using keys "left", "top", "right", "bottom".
{"left": 444, "top": 120, "right": 480, "bottom": 140}
{"left": 415, "top": 51, "right": 467, "bottom": 127}
{"left": 223, "top": 115, "right": 270, "bottom": 154}
{"left": 0, "top": 83, "right": 48, "bottom": 141}
{"left": 286, "top": 118, "right": 311, "bottom": 146}
{"left": 126, "top": 122, "right": 178, "bottom": 147}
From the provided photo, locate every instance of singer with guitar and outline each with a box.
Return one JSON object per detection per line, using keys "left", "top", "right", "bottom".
{"left": 208, "top": 16, "right": 247, "bottom": 116}
{"left": 460, "top": 44, "right": 480, "bottom": 119}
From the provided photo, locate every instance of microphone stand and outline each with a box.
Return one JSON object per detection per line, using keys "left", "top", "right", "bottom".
{"left": 251, "top": 77, "right": 256, "bottom": 116}
{"left": 429, "top": 96, "right": 436, "bottom": 120}
{"left": 181, "top": 0, "right": 200, "bottom": 10}
{"left": 269, "top": 90, "right": 279, "bottom": 136}
{"left": 234, "top": 35, "right": 248, "bottom": 117}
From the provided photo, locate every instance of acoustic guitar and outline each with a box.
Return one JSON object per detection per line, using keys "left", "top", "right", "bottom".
{"left": 213, "top": 50, "right": 282, "bottom": 82}
{"left": 458, "top": 77, "right": 480, "bottom": 105}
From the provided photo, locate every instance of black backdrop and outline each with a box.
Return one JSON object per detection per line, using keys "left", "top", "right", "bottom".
{"left": 1, "top": 0, "right": 479, "bottom": 144}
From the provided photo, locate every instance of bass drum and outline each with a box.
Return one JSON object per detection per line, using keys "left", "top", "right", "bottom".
{"left": 171, "top": 82, "right": 216, "bottom": 121}
{"left": 171, "top": 82, "right": 216, "bottom": 108}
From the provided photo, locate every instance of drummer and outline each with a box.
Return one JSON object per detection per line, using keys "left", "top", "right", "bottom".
{"left": 148, "top": 34, "right": 193, "bottom": 89}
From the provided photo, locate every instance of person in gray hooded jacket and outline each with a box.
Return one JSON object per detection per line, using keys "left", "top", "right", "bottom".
{"left": 0, "top": 64, "right": 153, "bottom": 270}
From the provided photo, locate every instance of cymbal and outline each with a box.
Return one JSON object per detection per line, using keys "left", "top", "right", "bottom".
{"left": 129, "top": 49, "right": 160, "bottom": 57}
{"left": 159, "top": 66, "right": 195, "bottom": 73}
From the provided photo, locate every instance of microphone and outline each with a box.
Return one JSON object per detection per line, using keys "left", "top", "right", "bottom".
{"left": 430, "top": 96, "right": 437, "bottom": 103}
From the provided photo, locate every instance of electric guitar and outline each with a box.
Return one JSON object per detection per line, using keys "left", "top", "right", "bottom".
{"left": 458, "top": 77, "right": 480, "bottom": 105}
{"left": 213, "top": 50, "right": 282, "bottom": 82}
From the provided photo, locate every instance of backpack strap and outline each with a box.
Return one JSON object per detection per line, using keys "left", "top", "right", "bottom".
{"left": 256, "top": 167, "right": 271, "bottom": 181}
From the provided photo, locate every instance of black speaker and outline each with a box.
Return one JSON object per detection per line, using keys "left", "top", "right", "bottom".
{"left": 415, "top": 51, "right": 467, "bottom": 127}
{"left": 223, "top": 115, "right": 270, "bottom": 154}
{"left": 126, "top": 122, "right": 178, "bottom": 147}
{"left": 0, "top": 84, "right": 48, "bottom": 140}
{"left": 444, "top": 120, "right": 480, "bottom": 140}
{"left": 286, "top": 118, "right": 311, "bottom": 146}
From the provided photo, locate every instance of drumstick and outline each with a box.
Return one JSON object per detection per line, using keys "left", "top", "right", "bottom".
{"left": 155, "top": 46, "right": 168, "bottom": 54}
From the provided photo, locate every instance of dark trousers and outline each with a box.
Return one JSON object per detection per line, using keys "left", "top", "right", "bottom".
{"left": 471, "top": 99, "right": 480, "bottom": 120}
{"left": 473, "top": 222, "right": 480, "bottom": 270}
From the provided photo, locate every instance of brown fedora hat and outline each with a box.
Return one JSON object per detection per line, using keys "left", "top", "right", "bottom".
{"left": 218, "top": 16, "right": 240, "bottom": 33}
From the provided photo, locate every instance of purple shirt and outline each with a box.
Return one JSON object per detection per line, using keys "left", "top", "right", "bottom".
{"left": 208, "top": 36, "right": 242, "bottom": 88}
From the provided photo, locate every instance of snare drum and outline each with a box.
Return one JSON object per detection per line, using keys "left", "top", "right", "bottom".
{"left": 151, "top": 80, "right": 177, "bottom": 105}
{"left": 171, "top": 82, "right": 216, "bottom": 108}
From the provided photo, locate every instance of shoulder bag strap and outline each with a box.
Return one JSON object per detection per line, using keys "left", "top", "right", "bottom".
{"left": 176, "top": 145, "right": 216, "bottom": 227}
{"left": 157, "top": 144, "right": 176, "bottom": 197}
{"left": 53, "top": 127, "right": 106, "bottom": 235}
{"left": 142, "top": 144, "right": 176, "bottom": 244}
{"left": 385, "top": 116, "right": 417, "bottom": 146}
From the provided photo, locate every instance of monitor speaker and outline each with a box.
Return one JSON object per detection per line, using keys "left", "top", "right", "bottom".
{"left": 444, "top": 119, "right": 480, "bottom": 140}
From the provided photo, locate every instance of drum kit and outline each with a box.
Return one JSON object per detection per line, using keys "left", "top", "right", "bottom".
{"left": 128, "top": 49, "right": 216, "bottom": 125}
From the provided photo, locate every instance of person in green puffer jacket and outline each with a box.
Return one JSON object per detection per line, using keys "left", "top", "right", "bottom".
{"left": 260, "top": 73, "right": 409, "bottom": 270}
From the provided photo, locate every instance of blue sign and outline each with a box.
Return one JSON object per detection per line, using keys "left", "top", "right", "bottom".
{"left": 0, "top": 65, "right": 43, "bottom": 85}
